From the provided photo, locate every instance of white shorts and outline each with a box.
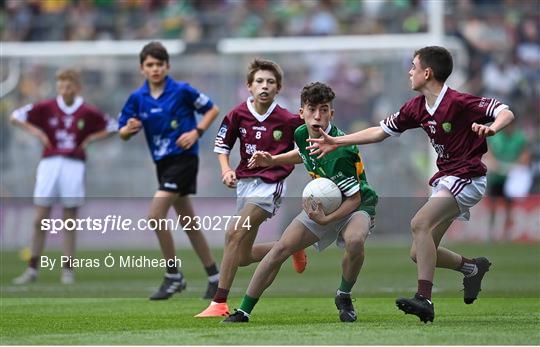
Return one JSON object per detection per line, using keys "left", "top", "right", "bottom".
{"left": 296, "top": 210, "right": 374, "bottom": 252}
{"left": 430, "top": 175, "right": 486, "bottom": 221}
{"left": 236, "top": 178, "right": 286, "bottom": 216}
{"left": 33, "top": 156, "right": 86, "bottom": 208}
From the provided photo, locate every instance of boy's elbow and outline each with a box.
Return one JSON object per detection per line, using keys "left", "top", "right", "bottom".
{"left": 501, "top": 109, "right": 515, "bottom": 122}
{"left": 508, "top": 110, "right": 515, "bottom": 122}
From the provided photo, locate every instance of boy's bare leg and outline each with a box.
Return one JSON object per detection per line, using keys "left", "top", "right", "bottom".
{"left": 246, "top": 220, "right": 318, "bottom": 298}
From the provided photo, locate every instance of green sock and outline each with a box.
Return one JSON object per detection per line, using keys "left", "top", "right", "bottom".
{"left": 239, "top": 294, "right": 259, "bottom": 315}
{"left": 338, "top": 276, "right": 355, "bottom": 293}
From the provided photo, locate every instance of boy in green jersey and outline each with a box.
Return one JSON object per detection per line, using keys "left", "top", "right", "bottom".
{"left": 222, "top": 82, "right": 378, "bottom": 323}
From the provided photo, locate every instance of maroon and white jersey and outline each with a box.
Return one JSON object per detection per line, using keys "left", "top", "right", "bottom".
{"left": 12, "top": 96, "right": 116, "bottom": 161}
{"left": 214, "top": 97, "right": 304, "bottom": 183}
{"left": 380, "top": 85, "right": 509, "bottom": 185}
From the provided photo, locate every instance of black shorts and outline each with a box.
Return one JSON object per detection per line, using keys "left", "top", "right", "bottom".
{"left": 488, "top": 178, "right": 512, "bottom": 201}
{"left": 156, "top": 154, "right": 198, "bottom": 195}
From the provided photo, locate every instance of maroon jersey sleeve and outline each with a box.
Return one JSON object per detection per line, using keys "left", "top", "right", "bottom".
{"left": 292, "top": 113, "right": 304, "bottom": 129}
{"left": 214, "top": 110, "right": 238, "bottom": 155}
{"left": 459, "top": 93, "right": 508, "bottom": 124}
{"left": 379, "top": 97, "right": 421, "bottom": 136}
{"left": 12, "top": 101, "right": 49, "bottom": 130}
{"left": 83, "top": 106, "right": 114, "bottom": 135}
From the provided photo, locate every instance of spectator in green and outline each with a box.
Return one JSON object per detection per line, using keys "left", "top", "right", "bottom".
{"left": 486, "top": 123, "right": 530, "bottom": 239}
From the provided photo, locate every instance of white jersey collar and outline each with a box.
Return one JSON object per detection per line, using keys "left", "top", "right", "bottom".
{"left": 325, "top": 123, "right": 332, "bottom": 134}
{"left": 425, "top": 84, "right": 448, "bottom": 116}
{"left": 246, "top": 96, "right": 277, "bottom": 123}
{"left": 56, "top": 95, "right": 84, "bottom": 115}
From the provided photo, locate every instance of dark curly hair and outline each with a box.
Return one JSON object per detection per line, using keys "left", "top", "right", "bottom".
{"left": 300, "top": 82, "right": 335, "bottom": 107}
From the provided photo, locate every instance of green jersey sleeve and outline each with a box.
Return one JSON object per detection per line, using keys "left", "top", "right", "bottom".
{"left": 327, "top": 156, "right": 361, "bottom": 197}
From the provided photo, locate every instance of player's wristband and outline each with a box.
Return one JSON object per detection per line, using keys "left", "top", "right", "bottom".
{"left": 196, "top": 127, "right": 204, "bottom": 137}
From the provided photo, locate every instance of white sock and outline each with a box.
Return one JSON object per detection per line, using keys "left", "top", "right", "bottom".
{"left": 165, "top": 273, "right": 182, "bottom": 280}
{"left": 237, "top": 309, "right": 250, "bottom": 317}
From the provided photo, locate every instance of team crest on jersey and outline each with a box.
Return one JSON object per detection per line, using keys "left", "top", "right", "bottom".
{"left": 77, "top": 119, "right": 85, "bottom": 130}
{"left": 218, "top": 125, "right": 228, "bottom": 137}
{"left": 239, "top": 127, "right": 247, "bottom": 137}
{"left": 170, "top": 120, "right": 178, "bottom": 129}
{"left": 272, "top": 130, "right": 283, "bottom": 141}
{"left": 442, "top": 122, "right": 452, "bottom": 133}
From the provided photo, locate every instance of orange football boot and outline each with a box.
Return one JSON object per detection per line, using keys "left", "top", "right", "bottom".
{"left": 195, "top": 301, "right": 230, "bottom": 317}
{"left": 292, "top": 249, "right": 307, "bottom": 273}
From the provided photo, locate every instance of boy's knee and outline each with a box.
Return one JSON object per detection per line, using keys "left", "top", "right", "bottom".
{"left": 238, "top": 254, "right": 253, "bottom": 267}
{"left": 225, "top": 228, "right": 243, "bottom": 245}
{"left": 411, "top": 217, "right": 430, "bottom": 235}
{"left": 345, "top": 236, "right": 365, "bottom": 256}
{"left": 270, "top": 243, "right": 293, "bottom": 262}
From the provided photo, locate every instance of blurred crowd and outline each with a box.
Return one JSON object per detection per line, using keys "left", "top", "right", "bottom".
{"left": 1, "top": 0, "right": 539, "bottom": 198}
{"left": 2, "top": 0, "right": 536, "bottom": 121}
{"left": 2, "top": 0, "right": 430, "bottom": 42}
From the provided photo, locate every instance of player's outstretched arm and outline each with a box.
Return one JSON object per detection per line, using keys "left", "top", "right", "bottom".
{"left": 307, "top": 126, "right": 389, "bottom": 158}
{"left": 119, "top": 118, "right": 142, "bottom": 141}
{"left": 248, "top": 149, "right": 302, "bottom": 169}
{"left": 10, "top": 114, "right": 51, "bottom": 148}
{"left": 218, "top": 153, "right": 237, "bottom": 188}
{"left": 472, "top": 109, "right": 515, "bottom": 137}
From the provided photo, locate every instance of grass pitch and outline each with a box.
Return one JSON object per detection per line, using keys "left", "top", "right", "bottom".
{"left": 1, "top": 243, "right": 539, "bottom": 344}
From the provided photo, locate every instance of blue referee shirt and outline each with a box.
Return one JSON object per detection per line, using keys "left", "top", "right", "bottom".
{"left": 118, "top": 76, "right": 214, "bottom": 161}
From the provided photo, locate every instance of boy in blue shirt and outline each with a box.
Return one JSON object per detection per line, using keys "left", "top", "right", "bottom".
{"left": 119, "top": 42, "right": 220, "bottom": 300}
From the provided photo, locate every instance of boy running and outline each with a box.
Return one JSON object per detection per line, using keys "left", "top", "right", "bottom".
{"left": 196, "top": 59, "right": 306, "bottom": 317}
{"left": 119, "top": 41, "right": 221, "bottom": 300}
{"left": 223, "top": 82, "right": 378, "bottom": 323}
{"left": 307, "top": 46, "right": 515, "bottom": 323}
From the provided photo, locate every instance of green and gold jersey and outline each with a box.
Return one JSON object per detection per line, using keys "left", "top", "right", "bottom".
{"left": 295, "top": 124, "right": 378, "bottom": 216}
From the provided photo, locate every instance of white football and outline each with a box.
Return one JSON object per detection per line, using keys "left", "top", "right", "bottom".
{"left": 302, "top": 177, "right": 343, "bottom": 215}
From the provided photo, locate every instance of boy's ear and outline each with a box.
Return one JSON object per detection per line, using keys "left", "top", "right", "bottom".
{"left": 299, "top": 108, "right": 305, "bottom": 119}
{"left": 425, "top": 67, "right": 432, "bottom": 80}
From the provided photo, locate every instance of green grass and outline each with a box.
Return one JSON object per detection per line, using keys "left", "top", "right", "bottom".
{"left": 1, "top": 244, "right": 539, "bottom": 344}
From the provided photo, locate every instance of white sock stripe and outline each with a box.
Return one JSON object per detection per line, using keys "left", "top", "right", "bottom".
{"left": 462, "top": 264, "right": 476, "bottom": 271}
{"left": 465, "top": 267, "right": 479, "bottom": 277}
{"left": 165, "top": 273, "right": 182, "bottom": 279}
{"left": 237, "top": 309, "right": 250, "bottom": 317}
{"left": 336, "top": 289, "right": 351, "bottom": 296}
{"left": 208, "top": 274, "right": 220, "bottom": 282}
